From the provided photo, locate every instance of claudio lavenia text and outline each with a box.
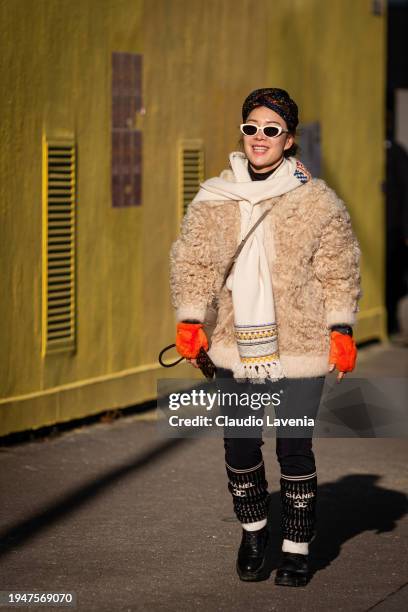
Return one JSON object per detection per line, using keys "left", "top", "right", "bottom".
{"left": 168, "top": 415, "right": 315, "bottom": 428}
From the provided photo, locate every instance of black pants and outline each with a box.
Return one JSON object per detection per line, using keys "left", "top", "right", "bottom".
{"left": 217, "top": 367, "right": 325, "bottom": 538}
{"left": 217, "top": 367, "right": 324, "bottom": 474}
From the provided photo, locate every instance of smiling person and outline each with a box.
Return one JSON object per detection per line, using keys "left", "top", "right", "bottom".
{"left": 170, "top": 88, "right": 361, "bottom": 586}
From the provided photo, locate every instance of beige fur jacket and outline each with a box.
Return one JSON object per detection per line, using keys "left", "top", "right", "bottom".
{"left": 170, "top": 170, "right": 362, "bottom": 378}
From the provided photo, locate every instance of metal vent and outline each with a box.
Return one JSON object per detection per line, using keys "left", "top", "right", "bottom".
{"left": 42, "top": 137, "right": 76, "bottom": 355}
{"left": 178, "top": 140, "right": 204, "bottom": 218}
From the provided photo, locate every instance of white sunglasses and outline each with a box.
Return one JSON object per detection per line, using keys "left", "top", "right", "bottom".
{"left": 240, "top": 123, "right": 289, "bottom": 138}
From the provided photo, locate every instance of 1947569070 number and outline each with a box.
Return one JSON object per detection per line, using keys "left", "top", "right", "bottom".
{"left": 1, "top": 591, "right": 75, "bottom": 606}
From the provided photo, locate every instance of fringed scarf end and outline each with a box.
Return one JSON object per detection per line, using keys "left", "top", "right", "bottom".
{"left": 232, "top": 360, "right": 285, "bottom": 383}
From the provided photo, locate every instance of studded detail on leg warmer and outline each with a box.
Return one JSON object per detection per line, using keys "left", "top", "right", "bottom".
{"left": 226, "top": 461, "right": 269, "bottom": 524}
{"left": 280, "top": 473, "right": 317, "bottom": 543}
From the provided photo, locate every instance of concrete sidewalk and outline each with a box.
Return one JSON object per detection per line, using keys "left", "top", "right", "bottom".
{"left": 0, "top": 339, "right": 407, "bottom": 611}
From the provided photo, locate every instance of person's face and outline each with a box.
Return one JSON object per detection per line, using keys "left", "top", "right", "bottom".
{"left": 242, "top": 106, "right": 294, "bottom": 173}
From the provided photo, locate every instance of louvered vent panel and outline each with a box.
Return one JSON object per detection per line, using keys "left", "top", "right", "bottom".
{"left": 43, "top": 138, "right": 76, "bottom": 354}
{"left": 179, "top": 140, "right": 204, "bottom": 218}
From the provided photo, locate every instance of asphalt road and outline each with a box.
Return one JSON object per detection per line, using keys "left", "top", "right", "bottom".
{"left": 0, "top": 339, "right": 407, "bottom": 611}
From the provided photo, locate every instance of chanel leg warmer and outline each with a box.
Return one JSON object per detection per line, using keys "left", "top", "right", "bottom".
{"left": 280, "top": 472, "right": 317, "bottom": 544}
{"left": 225, "top": 460, "right": 269, "bottom": 525}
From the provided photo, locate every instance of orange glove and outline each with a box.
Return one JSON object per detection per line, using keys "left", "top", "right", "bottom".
{"left": 329, "top": 331, "right": 357, "bottom": 373}
{"left": 175, "top": 322, "right": 209, "bottom": 359}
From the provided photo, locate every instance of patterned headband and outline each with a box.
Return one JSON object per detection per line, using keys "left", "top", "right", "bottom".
{"left": 242, "top": 88, "right": 299, "bottom": 132}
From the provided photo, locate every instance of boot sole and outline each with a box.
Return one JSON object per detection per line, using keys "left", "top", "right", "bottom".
{"left": 274, "top": 574, "right": 308, "bottom": 587}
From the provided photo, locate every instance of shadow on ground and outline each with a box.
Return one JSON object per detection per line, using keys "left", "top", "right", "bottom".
{"left": 0, "top": 431, "right": 406, "bottom": 588}
{"left": 223, "top": 473, "right": 407, "bottom": 579}
{"left": 0, "top": 437, "right": 191, "bottom": 558}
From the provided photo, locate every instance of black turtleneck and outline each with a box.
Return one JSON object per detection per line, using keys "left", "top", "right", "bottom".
{"left": 247, "top": 158, "right": 284, "bottom": 181}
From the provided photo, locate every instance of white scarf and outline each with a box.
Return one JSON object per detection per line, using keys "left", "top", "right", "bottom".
{"left": 192, "top": 152, "right": 311, "bottom": 382}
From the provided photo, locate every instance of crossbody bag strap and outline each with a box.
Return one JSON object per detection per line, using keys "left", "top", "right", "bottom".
{"left": 220, "top": 206, "right": 272, "bottom": 290}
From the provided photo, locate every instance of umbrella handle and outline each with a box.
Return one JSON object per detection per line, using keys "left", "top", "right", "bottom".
{"left": 158, "top": 344, "right": 185, "bottom": 368}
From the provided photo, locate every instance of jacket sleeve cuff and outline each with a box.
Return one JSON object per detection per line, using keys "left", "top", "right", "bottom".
{"left": 326, "top": 309, "right": 357, "bottom": 328}
{"left": 176, "top": 304, "right": 207, "bottom": 323}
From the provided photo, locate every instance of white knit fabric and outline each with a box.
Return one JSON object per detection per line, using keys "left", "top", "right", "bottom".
{"left": 242, "top": 518, "right": 267, "bottom": 532}
{"left": 282, "top": 538, "right": 309, "bottom": 554}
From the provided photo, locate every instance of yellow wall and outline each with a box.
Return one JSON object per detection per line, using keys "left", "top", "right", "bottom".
{"left": 0, "top": 0, "right": 148, "bottom": 433}
{"left": 266, "top": 0, "right": 387, "bottom": 342}
{"left": 0, "top": 0, "right": 386, "bottom": 436}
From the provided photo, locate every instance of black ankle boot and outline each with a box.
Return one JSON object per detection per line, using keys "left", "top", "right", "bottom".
{"left": 274, "top": 551, "right": 309, "bottom": 587}
{"left": 236, "top": 525, "right": 271, "bottom": 582}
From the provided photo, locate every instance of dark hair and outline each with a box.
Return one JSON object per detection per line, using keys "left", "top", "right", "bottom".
{"left": 284, "top": 135, "right": 298, "bottom": 158}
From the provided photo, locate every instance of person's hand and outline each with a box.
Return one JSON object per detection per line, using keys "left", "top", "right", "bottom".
{"left": 186, "top": 358, "right": 200, "bottom": 369}
{"left": 175, "top": 322, "right": 208, "bottom": 361}
{"left": 328, "top": 330, "right": 357, "bottom": 383}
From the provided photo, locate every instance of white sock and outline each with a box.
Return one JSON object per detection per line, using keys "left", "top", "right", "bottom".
{"left": 282, "top": 538, "right": 309, "bottom": 554}
{"left": 242, "top": 518, "right": 267, "bottom": 532}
